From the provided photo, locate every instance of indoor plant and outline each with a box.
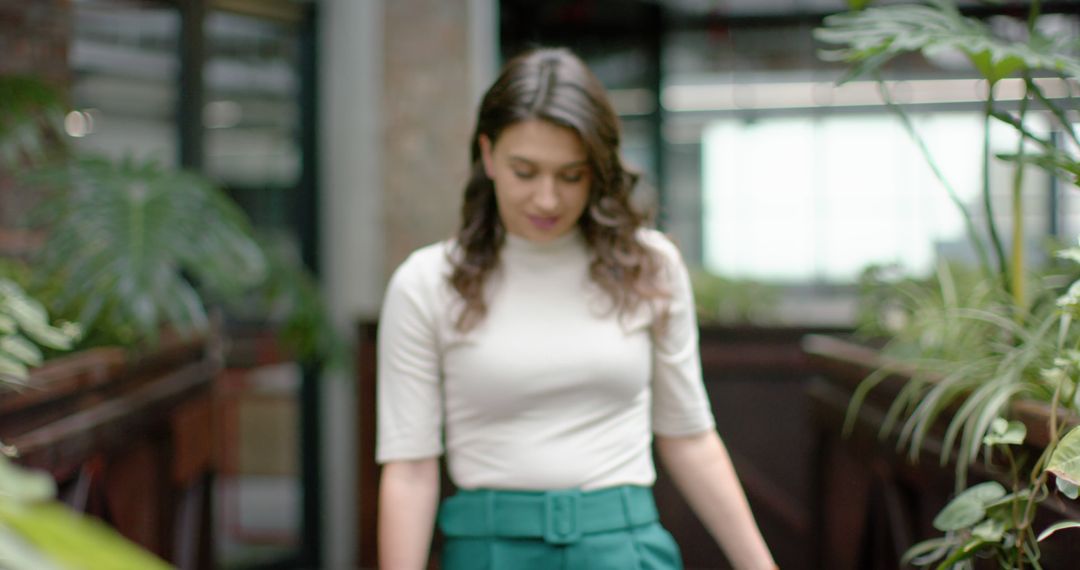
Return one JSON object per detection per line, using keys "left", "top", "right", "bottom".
{"left": 0, "top": 278, "right": 171, "bottom": 570}
{"left": 816, "top": 0, "right": 1080, "bottom": 567}
{"left": 0, "top": 72, "right": 339, "bottom": 568}
{"left": 0, "top": 73, "right": 339, "bottom": 365}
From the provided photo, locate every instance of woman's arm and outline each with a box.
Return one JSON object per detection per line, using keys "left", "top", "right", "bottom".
{"left": 378, "top": 458, "right": 441, "bottom": 570}
{"left": 656, "top": 430, "right": 777, "bottom": 570}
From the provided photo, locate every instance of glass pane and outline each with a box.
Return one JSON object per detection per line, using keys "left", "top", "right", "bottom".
{"left": 204, "top": 11, "right": 300, "bottom": 230}
{"left": 203, "top": 10, "right": 304, "bottom": 568}
{"left": 701, "top": 111, "right": 1056, "bottom": 284}
{"left": 70, "top": 0, "right": 179, "bottom": 164}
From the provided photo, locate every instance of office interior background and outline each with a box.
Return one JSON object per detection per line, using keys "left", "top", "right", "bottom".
{"left": 1, "top": 0, "right": 1079, "bottom": 568}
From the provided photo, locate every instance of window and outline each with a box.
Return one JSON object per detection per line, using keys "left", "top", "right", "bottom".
{"left": 70, "top": 0, "right": 179, "bottom": 163}
{"left": 701, "top": 111, "right": 1060, "bottom": 283}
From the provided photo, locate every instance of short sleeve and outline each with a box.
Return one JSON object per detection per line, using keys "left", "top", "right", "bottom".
{"left": 643, "top": 231, "right": 716, "bottom": 436}
{"left": 375, "top": 251, "right": 445, "bottom": 463}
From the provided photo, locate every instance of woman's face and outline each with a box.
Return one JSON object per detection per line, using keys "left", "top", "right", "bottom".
{"left": 480, "top": 119, "right": 592, "bottom": 243}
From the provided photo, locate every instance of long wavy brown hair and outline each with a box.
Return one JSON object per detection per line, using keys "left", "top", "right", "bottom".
{"left": 450, "top": 47, "right": 669, "bottom": 331}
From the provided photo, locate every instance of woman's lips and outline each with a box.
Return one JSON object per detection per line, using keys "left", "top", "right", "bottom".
{"left": 528, "top": 215, "right": 559, "bottom": 230}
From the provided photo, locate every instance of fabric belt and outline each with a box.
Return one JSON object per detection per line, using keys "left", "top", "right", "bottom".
{"left": 437, "top": 485, "right": 659, "bottom": 545}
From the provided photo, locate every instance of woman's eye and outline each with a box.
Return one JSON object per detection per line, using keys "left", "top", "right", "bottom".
{"left": 560, "top": 172, "right": 584, "bottom": 183}
{"left": 513, "top": 170, "right": 535, "bottom": 180}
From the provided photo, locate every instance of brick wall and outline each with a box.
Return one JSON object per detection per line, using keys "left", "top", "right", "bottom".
{"left": 0, "top": 0, "right": 71, "bottom": 84}
{"left": 0, "top": 0, "right": 70, "bottom": 233}
{"left": 381, "top": 0, "right": 473, "bottom": 275}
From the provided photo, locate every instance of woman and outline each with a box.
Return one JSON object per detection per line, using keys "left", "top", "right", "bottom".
{"left": 377, "top": 47, "right": 777, "bottom": 570}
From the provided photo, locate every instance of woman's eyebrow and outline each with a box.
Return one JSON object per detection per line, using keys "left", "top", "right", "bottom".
{"left": 508, "top": 155, "right": 588, "bottom": 169}
{"left": 558, "top": 160, "right": 589, "bottom": 170}
{"left": 508, "top": 155, "right": 536, "bottom": 165}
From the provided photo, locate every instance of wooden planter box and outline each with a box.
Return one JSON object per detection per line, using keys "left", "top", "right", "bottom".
{"left": 0, "top": 332, "right": 221, "bottom": 569}
{"left": 803, "top": 334, "right": 1080, "bottom": 570}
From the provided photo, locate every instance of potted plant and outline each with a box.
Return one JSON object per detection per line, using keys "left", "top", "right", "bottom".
{"left": 0, "top": 73, "right": 339, "bottom": 365}
{"left": 0, "top": 73, "right": 340, "bottom": 567}
{"left": 0, "top": 279, "right": 177, "bottom": 570}
{"left": 810, "top": 0, "right": 1080, "bottom": 567}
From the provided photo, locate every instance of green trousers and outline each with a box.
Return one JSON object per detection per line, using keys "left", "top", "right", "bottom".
{"left": 437, "top": 486, "right": 683, "bottom": 570}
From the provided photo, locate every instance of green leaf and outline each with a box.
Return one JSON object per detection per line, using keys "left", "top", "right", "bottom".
{"left": 0, "top": 286, "right": 50, "bottom": 333}
{"left": 0, "top": 354, "right": 28, "bottom": 383}
{"left": 0, "top": 525, "right": 65, "bottom": 570}
{"left": 815, "top": 2, "right": 1080, "bottom": 84}
{"left": 933, "top": 482, "right": 1006, "bottom": 532}
{"left": 1059, "top": 246, "right": 1080, "bottom": 265}
{"left": 999, "top": 149, "right": 1080, "bottom": 188}
{"left": 16, "top": 321, "right": 79, "bottom": 352}
{"left": 0, "top": 456, "right": 56, "bottom": 503}
{"left": 986, "top": 489, "right": 1032, "bottom": 518}
{"left": 972, "top": 518, "right": 1005, "bottom": 542}
{"left": 0, "top": 279, "right": 80, "bottom": 356}
{"left": 901, "top": 536, "right": 953, "bottom": 566}
{"left": 1037, "top": 520, "right": 1080, "bottom": 542}
{"left": 0, "top": 501, "right": 172, "bottom": 570}
{"left": 30, "top": 155, "right": 267, "bottom": 349}
{"left": 935, "top": 536, "right": 987, "bottom": 569}
{"left": 983, "top": 418, "right": 1026, "bottom": 446}
{"left": 1047, "top": 425, "right": 1080, "bottom": 486}
{"left": 959, "top": 480, "right": 1007, "bottom": 504}
{"left": 967, "top": 51, "right": 1025, "bottom": 85}
{"left": 0, "top": 336, "right": 42, "bottom": 367}
{"left": 0, "top": 315, "right": 15, "bottom": 334}
{"left": 934, "top": 496, "right": 986, "bottom": 531}
{"left": 1055, "top": 477, "right": 1079, "bottom": 500}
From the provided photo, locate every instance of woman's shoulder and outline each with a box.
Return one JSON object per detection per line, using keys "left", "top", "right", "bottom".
{"left": 387, "top": 238, "right": 457, "bottom": 293}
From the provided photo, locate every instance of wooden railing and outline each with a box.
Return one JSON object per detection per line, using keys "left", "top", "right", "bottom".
{"left": 0, "top": 333, "right": 220, "bottom": 569}
{"left": 803, "top": 334, "right": 1080, "bottom": 570}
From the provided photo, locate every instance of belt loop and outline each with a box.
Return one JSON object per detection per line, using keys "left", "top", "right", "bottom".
{"left": 621, "top": 486, "right": 657, "bottom": 527}
{"left": 619, "top": 486, "right": 636, "bottom": 527}
{"left": 485, "top": 491, "right": 497, "bottom": 566}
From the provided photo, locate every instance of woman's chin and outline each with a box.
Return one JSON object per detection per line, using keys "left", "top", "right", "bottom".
{"left": 506, "top": 219, "right": 570, "bottom": 242}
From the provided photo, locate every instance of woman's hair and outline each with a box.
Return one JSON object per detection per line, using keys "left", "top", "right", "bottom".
{"left": 449, "top": 47, "right": 668, "bottom": 331}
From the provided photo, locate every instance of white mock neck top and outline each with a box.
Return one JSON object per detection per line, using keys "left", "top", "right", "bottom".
{"left": 376, "top": 228, "right": 714, "bottom": 491}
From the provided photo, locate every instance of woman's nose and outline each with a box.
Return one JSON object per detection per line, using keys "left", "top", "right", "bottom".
{"left": 533, "top": 176, "right": 558, "bottom": 211}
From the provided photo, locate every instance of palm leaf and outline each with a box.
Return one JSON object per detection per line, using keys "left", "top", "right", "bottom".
{"left": 30, "top": 155, "right": 267, "bottom": 347}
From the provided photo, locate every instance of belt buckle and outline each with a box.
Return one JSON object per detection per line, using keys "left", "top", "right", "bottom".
{"left": 543, "top": 489, "right": 583, "bottom": 544}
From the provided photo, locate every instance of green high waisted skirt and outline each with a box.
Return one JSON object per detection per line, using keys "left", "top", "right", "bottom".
{"left": 437, "top": 485, "right": 683, "bottom": 570}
